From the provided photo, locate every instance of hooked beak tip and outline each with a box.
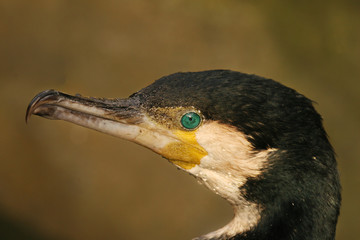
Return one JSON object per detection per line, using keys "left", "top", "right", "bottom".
{"left": 25, "top": 89, "right": 60, "bottom": 123}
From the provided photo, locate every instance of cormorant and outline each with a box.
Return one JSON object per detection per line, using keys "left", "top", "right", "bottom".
{"left": 26, "top": 70, "right": 341, "bottom": 240}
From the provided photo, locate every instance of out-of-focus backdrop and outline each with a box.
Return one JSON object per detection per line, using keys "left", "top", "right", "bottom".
{"left": 0, "top": 1, "right": 359, "bottom": 239}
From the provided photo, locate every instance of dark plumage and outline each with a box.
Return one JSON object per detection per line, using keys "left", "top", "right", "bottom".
{"left": 136, "top": 70, "right": 329, "bottom": 150}
{"left": 26, "top": 70, "right": 341, "bottom": 240}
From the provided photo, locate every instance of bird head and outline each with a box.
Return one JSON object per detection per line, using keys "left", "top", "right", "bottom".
{"left": 26, "top": 70, "right": 341, "bottom": 240}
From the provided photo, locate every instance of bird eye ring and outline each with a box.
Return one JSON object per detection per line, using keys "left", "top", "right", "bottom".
{"left": 180, "top": 112, "right": 201, "bottom": 130}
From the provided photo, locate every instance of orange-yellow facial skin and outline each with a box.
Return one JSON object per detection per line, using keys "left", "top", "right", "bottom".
{"left": 143, "top": 106, "right": 208, "bottom": 170}
{"left": 160, "top": 130, "right": 208, "bottom": 170}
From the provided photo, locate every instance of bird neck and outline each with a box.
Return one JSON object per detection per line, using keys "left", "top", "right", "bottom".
{"left": 198, "top": 193, "right": 338, "bottom": 240}
{"left": 193, "top": 149, "right": 340, "bottom": 240}
{"left": 227, "top": 150, "right": 340, "bottom": 240}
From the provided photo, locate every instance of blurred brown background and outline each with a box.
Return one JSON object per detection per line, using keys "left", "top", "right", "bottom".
{"left": 0, "top": 1, "right": 359, "bottom": 239}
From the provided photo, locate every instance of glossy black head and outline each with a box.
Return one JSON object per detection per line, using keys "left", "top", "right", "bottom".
{"left": 133, "top": 70, "right": 330, "bottom": 152}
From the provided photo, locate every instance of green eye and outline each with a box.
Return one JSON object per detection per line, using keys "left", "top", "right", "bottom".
{"left": 181, "top": 112, "right": 201, "bottom": 130}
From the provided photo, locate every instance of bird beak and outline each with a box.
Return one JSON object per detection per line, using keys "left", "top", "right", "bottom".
{"left": 26, "top": 89, "right": 145, "bottom": 142}
{"left": 26, "top": 90, "right": 207, "bottom": 169}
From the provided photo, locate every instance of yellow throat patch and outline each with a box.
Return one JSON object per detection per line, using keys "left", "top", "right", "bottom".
{"left": 161, "top": 129, "right": 208, "bottom": 170}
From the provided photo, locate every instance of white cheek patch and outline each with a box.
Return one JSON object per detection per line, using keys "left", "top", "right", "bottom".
{"left": 193, "top": 122, "right": 271, "bottom": 194}
{"left": 189, "top": 121, "right": 277, "bottom": 239}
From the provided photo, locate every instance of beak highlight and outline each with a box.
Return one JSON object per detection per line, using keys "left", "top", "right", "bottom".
{"left": 26, "top": 89, "right": 143, "bottom": 141}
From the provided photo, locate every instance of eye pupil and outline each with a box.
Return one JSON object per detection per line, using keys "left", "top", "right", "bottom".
{"left": 181, "top": 112, "right": 201, "bottom": 130}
